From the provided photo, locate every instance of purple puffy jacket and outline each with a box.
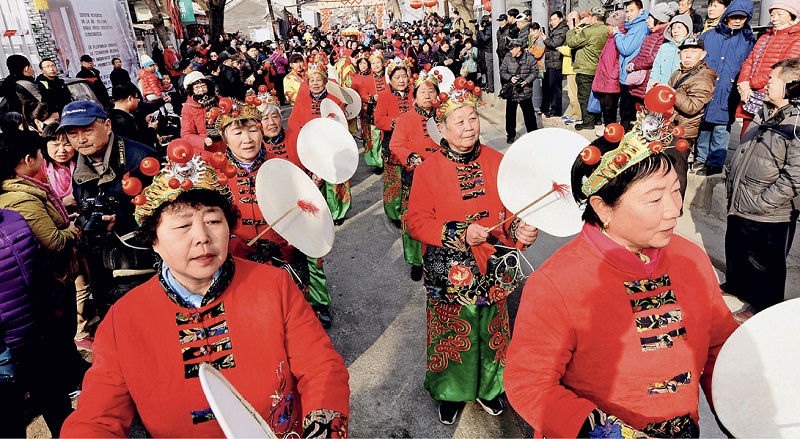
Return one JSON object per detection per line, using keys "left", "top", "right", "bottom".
{"left": 0, "top": 209, "right": 39, "bottom": 351}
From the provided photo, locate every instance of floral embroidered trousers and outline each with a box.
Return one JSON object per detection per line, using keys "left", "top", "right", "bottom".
{"left": 323, "top": 181, "right": 351, "bottom": 221}
{"left": 381, "top": 137, "right": 402, "bottom": 221}
{"left": 424, "top": 296, "right": 510, "bottom": 403}
{"left": 400, "top": 179, "right": 422, "bottom": 266}
{"left": 363, "top": 122, "right": 383, "bottom": 169}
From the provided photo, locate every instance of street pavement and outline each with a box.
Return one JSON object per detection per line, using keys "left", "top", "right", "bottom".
{"left": 27, "top": 95, "right": 797, "bottom": 438}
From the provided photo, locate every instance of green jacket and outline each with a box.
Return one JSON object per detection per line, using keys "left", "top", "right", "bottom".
{"left": 565, "top": 22, "right": 609, "bottom": 75}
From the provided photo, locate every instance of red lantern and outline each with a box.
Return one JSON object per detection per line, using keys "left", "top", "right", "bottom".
{"left": 423, "top": 0, "right": 437, "bottom": 7}
{"left": 644, "top": 84, "right": 677, "bottom": 113}
{"left": 483, "top": 0, "right": 492, "bottom": 12}
{"left": 410, "top": 0, "right": 423, "bottom": 9}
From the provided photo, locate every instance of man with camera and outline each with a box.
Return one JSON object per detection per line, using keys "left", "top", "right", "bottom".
{"left": 478, "top": 15, "right": 494, "bottom": 93}
{"left": 725, "top": 58, "right": 800, "bottom": 323}
{"left": 61, "top": 100, "right": 160, "bottom": 317}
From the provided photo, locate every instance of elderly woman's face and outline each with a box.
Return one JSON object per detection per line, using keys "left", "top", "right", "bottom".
{"left": 261, "top": 111, "right": 282, "bottom": 137}
{"left": 590, "top": 167, "right": 682, "bottom": 252}
{"left": 771, "top": 8, "right": 793, "bottom": 27}
{"left": 224, "top": 120, "right": 263, "bottom": 162}
{"left": 370, "top": 58, "right": 384, "bottom": 74}
{"left": 389, "top": 68, "right": 409, "bottom": 91}
{"left": 152, "top": 204, "right": 230, "bottom": 292}
{"left": 439, "top": 106, "right": 480, "bottom": 152}
{"left": 415, "top": 82, "right": 437, "bottom": 109}
{"left": 308, "top": 72, "right": 327, "bottom": 94}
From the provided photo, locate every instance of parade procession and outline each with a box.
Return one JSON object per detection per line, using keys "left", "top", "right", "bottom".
{"left": 1, "top": 0, "right": 800, "bottom": 437}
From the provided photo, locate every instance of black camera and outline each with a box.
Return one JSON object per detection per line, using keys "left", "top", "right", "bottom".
{"left": 79, "top": 192, "right": 119, "bottom": 239}
{"left": 786, "top": 80, "right": 800, "bottom": 102}
{"left": 469, "top": 19, "right": 478, "bottom": 23}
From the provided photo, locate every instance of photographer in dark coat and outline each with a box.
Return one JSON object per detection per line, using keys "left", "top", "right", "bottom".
{"left": 477, "top": 15, "right": 495, "bottom": 92}
{"left": 59, "top": 100, "right": 160, "bottom": 318}
{"left": 541, "top": 12, "right": 569, "bottom": 117}
{"left": 500, "top": 38, "right": 539, "bottom": 143}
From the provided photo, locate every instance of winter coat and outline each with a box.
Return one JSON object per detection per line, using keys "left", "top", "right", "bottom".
{"left": 615, "top": 11, "right": 651, "bottom": 84}
{"left": 667, "top": 60, "right": 717, "bottom": 139}
{"left": 649, "top": 15, "right": 693, "bottom": 89}
{"left": 628, "top": 24, "right": 668, "bottom": 98}
{"left": 727, "top": 104, "right": 800, "bottom": 223}
{"left": 216, "top": 64, "right": 246, "bottom": 100}
{"left": 138, "top": 68, "right": 164, "bottom": 100}
{"left": 35, "top": 74, "right": 72, "bottom": 113}
{"left": 543, "top": 21, "right": 569, "bottom": 69}
{"left": 0, "top": 74, "right": 41, "bottom": 114}
{"left": 76, "top": 66, "right": 111, "bottom": 106}
{"left": 699, "top": 0, "right": 756, "bottom": 125}
{"left": 592, "top": 31, "right": 621, "bottom": 93}
{"left": 0, "top": 209, "right": 38, "bottom": 351}
{"left": 497, "top": 24, "right": 512, "bottom": 59}
{"left": 164, "top": 49, "right": 181, "bottom": 77}
{"left": 270, "top": 52, "right": 288, "bottom": 75}
{"left": 418, "top": 51, "right": 436, "bottom": 68}
{"left": 689, "top": 9, "right": 704, "bottom": 34}
{"left": 435, "top": 46, "right": 459, "bottom": 76}
{"left": 180, "top": 95, "right": 225, "bottom": 154}
{"left": 566, "top": 22, "right": 608, "bottom": 75}
{"left": 478, "top": 23, "right": 494, "bottom": 50}
{"left": 739, "top": 22, "right": 800, "bottom": 93}
{"left": 500, "top": 50, "right": 539, "bottom": 101}
{"left": 108, "top": 108, "right": 158, "bottom": 149}
{"left": 0, "top": 176, "right": 79, "bottom": 284}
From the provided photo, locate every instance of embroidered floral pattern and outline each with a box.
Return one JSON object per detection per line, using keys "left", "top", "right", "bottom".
{"left": 488, "top": 299, "right": 510, "bottom": 364}
{"left": 441, "top": 221, "right": 469, "bottom": 251}
{"left": 584, "top": 408, "right": 648, "bottom": 438}
{"left": 630, "top": 290, "right": 678, "bottom": 312}
{"left": 303, "top": 409, "right": 348, "bottom": 438}
{"left": 635, "top": 310, "right": 683, "bottom": 333}
{"left": 181, "top": 336, "right": 232, "bottom": 361}
{"left": 640, "top": 327, "right": 688, "bottom": 352}
{"left": 335, "top": 181, "right": 351, "bottom": 203}
{"left": 383, "top": 163, "right": 402, "bottom": 203}
{"left": 427, "top": 300, "right": 472, "bottom": 372}
{"left": 647, "top": 372, "right": 691, "bottom": 394}
{"left": 624, "top": 274, "right": 671, "bottom": 295}
{"left": 643, "top": 413, "right": 699, "bottom": 437}
{"left": 176, "top": 303, "right": 226, "bottom": 325}
{"left": 267, "top": 361, "right": 299, "bottom": 435}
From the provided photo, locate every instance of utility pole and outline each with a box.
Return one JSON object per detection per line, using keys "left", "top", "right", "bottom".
{"left": 266, "top": 0, "right": 279, "bottom": 39}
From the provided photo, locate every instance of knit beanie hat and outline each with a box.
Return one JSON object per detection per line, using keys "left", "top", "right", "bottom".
{"left": 606, "top": 10, "right": 626, "bottom": 27}
{"left": 770, "top": 0, "right": 800, "bottom": 17}
{"left": 141, "top": 55, "right": 155, "bottom": 68}
{"left": 650, "top": 1, "right": 679, "bottom": 23}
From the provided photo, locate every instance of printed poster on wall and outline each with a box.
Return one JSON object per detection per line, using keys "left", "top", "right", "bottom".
{"left": 42, "top": 0, "right": 138, "bottom": 88}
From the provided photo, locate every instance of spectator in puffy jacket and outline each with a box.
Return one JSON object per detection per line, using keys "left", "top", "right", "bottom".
{"left": 614, "top": 0, "right": 651, "bottom": 128}
{"left": 138, "top": 55, "right": 169, "bottom": 104}
{"left": 270, "top": 44, "right": 289, "bottom": 105}
{"left": 164, "top": 43, "right": 182, "bottom": 81}
{"left": 541, "top": 12, "right": 569, "bottom": 117}
{"left": 500, "top": 38, "right": 539, "bottom": 142}
{"left": 566, "top": 8, "right": 609, "bottom": 130}
{"left": 666, "top": 37, "right": 716, "bottom": 199}
{"left": 736, "top": 0, "right": 800, "bottom": 135}
{"left": 696, "top": 0, "right": 755, "bottom": 176}
{"left": 0, "top": 209, "right": 38, "bottom": 353}
{"left": 725, "top": 58, "right": 800, "bottom": 323}
{"left": 649, "top": 14, "right": 692, "bottom": 90}
{"left": 593, "top": 10, "right": 626, "bottom": 127}
{"left": 180, "top": 71, "right": 225, "bottom": 154}
{"left": 625, "top": 2, "right": 678, "bottom": 106}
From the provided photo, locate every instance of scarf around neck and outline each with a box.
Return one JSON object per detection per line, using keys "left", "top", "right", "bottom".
{"left": 17, "top": 172, "right": 70, "bottom": 224}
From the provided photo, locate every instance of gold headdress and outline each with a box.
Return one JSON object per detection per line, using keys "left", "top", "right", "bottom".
{"left": 306, "top": 53, "right": 328, "bottom": 79}
{"left": 413, "top": 64, "right": 440, "bottom": 91}
{"left": 131, "top": 140, "right": 235, "bottom": 226}
{"left": 368, "top": 49, "right": 385, "bottom": 62}
{"left": 579, "top": 84, "right": 689, "bottom": 196}
{"left": 252, "top": 85, "right": 281, "bottom": 110}
{"left": 433, "top": 76, "right": 484, "bottom": 123}
{"left": 385, "top": 56, "right": 412, "bottom": 78}
{"left": 210, "top": 98, "right": 264, "bottom": 133}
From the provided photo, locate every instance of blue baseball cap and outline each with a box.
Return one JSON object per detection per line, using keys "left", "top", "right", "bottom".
{"left": 59, "top": 100, "right": 107, "bottom": 130}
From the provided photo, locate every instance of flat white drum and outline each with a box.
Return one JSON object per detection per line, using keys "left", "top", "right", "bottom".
{"left": 713, "top": 298, "right": 800, "bottom": 438}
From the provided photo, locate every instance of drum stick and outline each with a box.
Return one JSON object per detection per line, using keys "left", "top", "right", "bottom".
{"left": 247, "top": 199, "right": 321, "bottom": 246}
{"left": 485, "top": 181, "right": 570, "bottom": 233}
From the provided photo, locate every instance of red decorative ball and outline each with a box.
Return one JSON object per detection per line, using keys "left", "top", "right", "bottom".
{"left": 675, "top": 139, "right": 690, "bottom": 151}
{"left": 613, "top": 153, "right": 628, "bottom": 166}
{"left": 139, "top": 157, "right": 160, "bottom": 176}
{"left": 438, "top": 92, "right": 449, "bottom": 102}
{"left": 208, "top": 107, "right": 221, "bottom": 119}
{"left": 132, "top": 194, "right": 147, "bottom": 206}
{"left": 672, "top": 125, "right": 685, "bottom": 138}
{"left": 180, "top": 179, "right": 194, "bottom": 190}
{"left": 473, "top": 86, "right": 482, "bottom": 96}
{"left": 121, "top": 176, "right": 142, "bottom": 196}
{"left": 270, "top": 89, "right": 277, "bottom": 96}
{"left": 218, "top": 97, "right": 233, "bottom": 112}
{"left": 465, "top": 80, "right": 475, "bottom": 90}
{"left": 580, "top": 145, "right": 602, "bottom": 165}
{"left": 216, "top": 172, "right": 228, "bottom": 185}
{"left": 231, "top": 111, "right": 240, "bottom": 117}
{"left": 431, "top": 98, "right": 441, "bottom": 107}
{"left": 454, "top": 77, "right": 467, "bottom": 90}
{"left": 424, "top": 64, "right": 432, "bottom": 72}
{"left": 603, "top": 123, "right": 625, "bottom": 143}
{"left": 210, "top": 152, "right": 227, "bottom": 169}
{"left": 167, "top": 139, "right": 193, "bottom": 164}
{"left": 224, "top": 163, "right": 238, "bottom": 178}
{"left": 168, "top": 178, "right": 181, "bottom": 189}
{"left": 644, "top": 84, "right": 677, "bottom": 113}
{"left": 413, "top": 73, "right": 419, "bottom": 80}
{"left": 649, "top": 141, "right": 664, "bottom": 153}
{"left": 258, "top": 85, "right": 268, "bottom": 94}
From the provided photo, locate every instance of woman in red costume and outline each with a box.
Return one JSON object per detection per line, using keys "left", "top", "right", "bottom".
{"left": 350, "top": 51, "right": 387, "bottom": 173}
{"left": 61, "top": 149, "right": 349, "bottom": 437}
{"left": 407, "top": 77, "right": 539, "bottom": 425}
{"left": 505, "top": 104, "right": 739, "bottom": 438}
{"left": 389, "top": 64, "right": 440, "bottom": 281}
{"left": 374, "top": 56, "right": 413, "bottom": 227}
